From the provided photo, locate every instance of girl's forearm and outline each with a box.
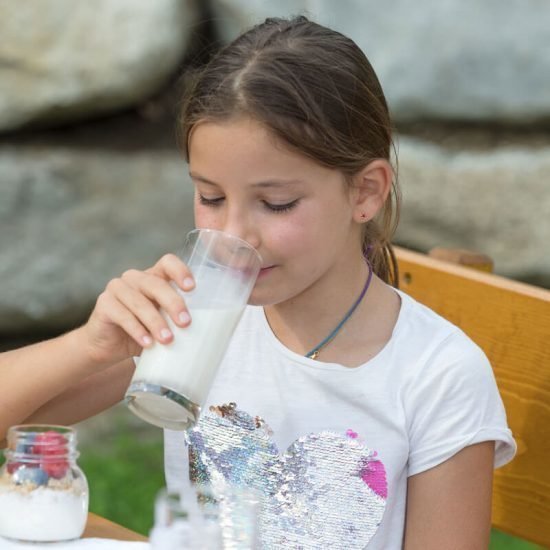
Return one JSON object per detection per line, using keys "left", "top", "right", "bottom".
{"left": 0, "top": 327, "right": 111, "bottom": 442}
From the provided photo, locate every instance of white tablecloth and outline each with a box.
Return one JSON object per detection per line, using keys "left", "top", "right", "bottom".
{"left": 0, "top": 538, "right": 150, "bottom": 549}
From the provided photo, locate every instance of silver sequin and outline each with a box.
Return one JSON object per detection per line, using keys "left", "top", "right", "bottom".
{"left": 186, "top": 404, "right": 387, "bottom": 549}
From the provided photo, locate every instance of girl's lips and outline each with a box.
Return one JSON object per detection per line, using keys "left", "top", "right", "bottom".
{"left": 258, "top": 265, "right": 275, "bottom": 277}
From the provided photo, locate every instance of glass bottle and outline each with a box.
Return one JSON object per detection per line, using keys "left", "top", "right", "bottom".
{"left": 0, "top": 424, "right": 89, "bottom": 542}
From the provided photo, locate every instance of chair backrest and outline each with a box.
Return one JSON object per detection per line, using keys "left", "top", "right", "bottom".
{"left": 395, "top": 246, "right": 550, "bottom": 548}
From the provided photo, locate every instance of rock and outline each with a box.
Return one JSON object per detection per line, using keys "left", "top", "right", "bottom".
{"left": 208, "top": 0, "right": 550, "bottom": 124}
{"left": 0, "top": 0, "right": 199, "bottom": 132}
{"left": 1, "top": 135, "right": 548, "bottom": 339}
{"left": 395, "top": 136, "right": 550, "bottom": 287}
{"left": 0, "top": 147, "right": 195, "bottom": 334}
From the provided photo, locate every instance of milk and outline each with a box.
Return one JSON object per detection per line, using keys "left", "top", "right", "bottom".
{"left": 0, "top": 485, "right": 88, "bottom": 542}
{"left": 126, "top": 231, "right": 261, "bottom": 430}
{"left": 128, "top": 306, "right": 243, "bottom": 429}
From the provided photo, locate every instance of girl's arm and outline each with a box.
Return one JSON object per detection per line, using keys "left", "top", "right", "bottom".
{"left": 404, "top": 441, "right": 495, "bottom": 550}
{"left": 0, "top": 327, "right": 133, "bottom": 446}
{"left": 0, "top": 253, "right": 194, "bottom": 445}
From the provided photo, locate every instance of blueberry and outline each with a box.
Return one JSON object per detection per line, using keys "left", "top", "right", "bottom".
{"left": 15, "top": 442, "right": 34, "bottom": 454}
{"left": 13, "top": 465, "right": 49, "bottom": 486}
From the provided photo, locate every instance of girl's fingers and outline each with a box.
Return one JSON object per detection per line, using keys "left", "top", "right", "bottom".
{"left": 108, "top": 268, "right": 192, "bottom": 334}
{"left": 126, "top": 269, "right": 192, "bottom": 327}
{"left": 106, "top": 277, "right": 177, "bottom": 343}
{"left": 148, "top": 253, "right": 195, "bottom": 292}
{"left": 95, "top": 291, "right": 155, "bottom": 349}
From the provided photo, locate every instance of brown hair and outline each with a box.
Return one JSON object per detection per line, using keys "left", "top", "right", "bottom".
{"left": 179, "top": 16, "right": 401, "bottom": 286}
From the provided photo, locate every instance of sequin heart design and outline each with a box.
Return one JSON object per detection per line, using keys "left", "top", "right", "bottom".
{"left": 186, "top": 404, "right": 387, "bottom": 549}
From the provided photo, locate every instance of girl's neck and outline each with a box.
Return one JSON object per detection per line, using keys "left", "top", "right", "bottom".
{"left": 263, "top": 254, "right": 400, "bottom": 366}
{"left": 269, "top": 259, "right": 363, "bottom": 311}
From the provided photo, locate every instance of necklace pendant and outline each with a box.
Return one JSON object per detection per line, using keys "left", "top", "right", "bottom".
{"left": 303, "top": 259, "right": 373, "bottom": 361}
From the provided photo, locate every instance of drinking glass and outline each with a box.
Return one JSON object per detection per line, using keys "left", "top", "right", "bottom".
{"left": 125, "top": 229, "right": 261, "bottom": 430}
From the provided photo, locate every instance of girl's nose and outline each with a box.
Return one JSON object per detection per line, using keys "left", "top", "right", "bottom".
{"left": 223, "top": 218, "right": 261, "bottom": 251}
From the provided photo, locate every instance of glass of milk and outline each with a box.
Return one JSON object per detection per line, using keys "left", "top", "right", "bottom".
{"left": 125, "top": 229, "right": 261, "bottom": 431}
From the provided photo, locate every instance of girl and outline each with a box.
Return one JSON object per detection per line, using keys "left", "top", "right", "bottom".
{"left": 0, "top": 16, "right": 515, "bottom": 549}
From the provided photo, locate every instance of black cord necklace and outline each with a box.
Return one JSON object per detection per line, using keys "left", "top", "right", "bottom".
{"left": 305, "top": 260, "right": 373, "bottom": 360}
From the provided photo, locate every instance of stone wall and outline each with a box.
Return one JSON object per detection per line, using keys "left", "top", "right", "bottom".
{"left": 1, "top": 0, "right": 549, "bottom": 340}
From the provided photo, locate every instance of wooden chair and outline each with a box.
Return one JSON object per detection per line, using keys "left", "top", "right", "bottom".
{"left": 395, "top": 246, "right": 550, "bottom": 548}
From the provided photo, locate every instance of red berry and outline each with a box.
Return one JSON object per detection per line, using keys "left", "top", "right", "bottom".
{"left": 32, "top": 431, "right": 69, "bottom": 479}
{"left": 42, "top": 460, "right": 69, "bottom": 479}
{"left": 6, "top": 462, "right": 23, "bottom": 475}
{"left": 32, "top": 431, "right": 66, "bottom": 456}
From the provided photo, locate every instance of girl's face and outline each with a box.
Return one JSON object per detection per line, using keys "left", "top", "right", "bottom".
{"left": 188, "top": 117, "right": 363, "bottom": 306}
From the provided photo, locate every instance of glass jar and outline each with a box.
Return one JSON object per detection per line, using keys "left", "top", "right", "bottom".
{"left": 0, "top": 424, "right": 89, "bottom": 542}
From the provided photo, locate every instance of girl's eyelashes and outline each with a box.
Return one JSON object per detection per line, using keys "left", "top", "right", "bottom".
{"left": 197, "top": 194, "right": 300, "bottom": 213}
{"left": 262, "top": 199, "right": 300, "bottom": 213}
{"left": 198, "top": 194, "right": 224, "bottom": 207}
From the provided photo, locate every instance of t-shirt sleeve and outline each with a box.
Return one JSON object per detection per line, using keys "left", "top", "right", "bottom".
{"left": 405, "top": 330, "right": 516, "bottom": 477}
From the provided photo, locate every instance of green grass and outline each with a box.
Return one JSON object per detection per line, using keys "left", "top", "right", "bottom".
{"left": 79, "top": 432, "right": 165, "bottom": 536}
{"left": 490, "top": 530, "right": 544, "bottom": 549}
{"left": 1, "top": 432, "right": 545, "bottom": 546}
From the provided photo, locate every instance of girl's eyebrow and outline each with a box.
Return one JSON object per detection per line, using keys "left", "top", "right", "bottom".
{"left": 189, "top": 171, "right": 305, "bottom": 188}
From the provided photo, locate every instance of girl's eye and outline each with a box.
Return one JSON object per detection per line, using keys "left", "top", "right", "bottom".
{"left": 263, "top": 199, "right": 299, "bottom": 213}
{"left": 198, "top": 194, "right": 299, "bottom": 213}
{"left": 198, "top": 194, "right": 224, "bottom": 207}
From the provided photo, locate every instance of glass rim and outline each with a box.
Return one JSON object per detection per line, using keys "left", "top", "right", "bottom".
{"left": 8, "top": 424, "right": 75, "bottom": 435}
{"left": 187, "top": 228, "right": 262, "bottom": 264}
{"left": 5, "top": 424, "right": 78, "bottom": 459}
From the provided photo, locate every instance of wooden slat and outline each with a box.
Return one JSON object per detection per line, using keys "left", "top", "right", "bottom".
{"left": 429, "top": 246, "right": 494, "bottom": 273}
{"left": 395, "top": 246, "right": 550, "bottom": 548}
{"left": 84, "top": 512, "right": 148, "bottom": 541}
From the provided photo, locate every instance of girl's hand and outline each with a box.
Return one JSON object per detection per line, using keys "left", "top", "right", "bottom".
{"left": 82, "top": 254, "right": 195, "bottom": 367}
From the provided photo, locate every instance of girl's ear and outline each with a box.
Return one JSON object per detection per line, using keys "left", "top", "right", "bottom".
{"left": 350, "top": 159, "right": 393, "bottom": 223}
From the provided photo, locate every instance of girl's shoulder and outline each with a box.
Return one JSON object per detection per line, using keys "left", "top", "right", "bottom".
{"left": 393, "top": 288, "right": 475, "bottom": 347}
{"left": 394, "top": 287, "right": 457, "bottom": 333}
{"left": 393, "top": 289, "right": 516, "bottom": 473}
{"left": 391, "top": 288, "right": 491, "bottom": 377}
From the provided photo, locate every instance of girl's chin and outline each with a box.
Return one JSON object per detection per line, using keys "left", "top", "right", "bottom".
{"left": 247, "top": 288, "right": 278, "bottom": 307}
{"left": 248, "top": 286, "right": 284, "bottom": 307}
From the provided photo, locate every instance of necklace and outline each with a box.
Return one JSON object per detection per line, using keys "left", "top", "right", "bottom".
{"left": 305, "top": 260, "right": 373, "bottom": 360}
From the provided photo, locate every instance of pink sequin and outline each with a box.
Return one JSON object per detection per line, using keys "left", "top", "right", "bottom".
{"left": 360, "top": 459, "right": 387, "bottom": 499}
{"left": 346, "top": 429, "right": 359, "bottom": 439}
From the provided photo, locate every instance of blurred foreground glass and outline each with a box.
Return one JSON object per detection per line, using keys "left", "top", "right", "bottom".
{"left": 150, "top": 484, "right": 261, "bottom": 550}
{"left": 126, "top": 229, "right": 261, "bottom": 430}
{"left": 196, "top": 483, "right": 261, "bottom": 549}
{"left": 149, "top": 488, "right": 202, "bottom": 549}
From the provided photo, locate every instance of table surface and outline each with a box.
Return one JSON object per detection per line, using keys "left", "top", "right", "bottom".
{"left": 83, "top": 513, "right": 148, "bottom": 542}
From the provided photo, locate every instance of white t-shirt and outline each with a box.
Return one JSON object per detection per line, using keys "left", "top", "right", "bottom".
{"left": 164, "top": 288, "right": 516, "bottom": 549}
